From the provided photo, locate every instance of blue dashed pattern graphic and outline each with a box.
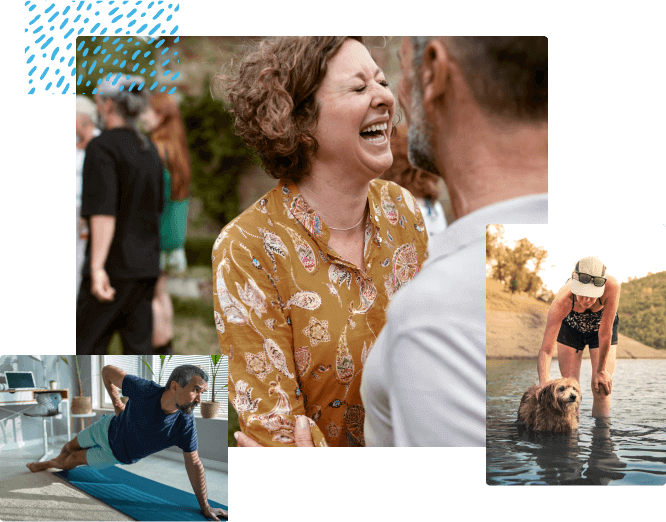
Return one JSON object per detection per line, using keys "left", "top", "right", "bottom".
{"left": 24, "top": 1, "right": 181, "bottom": 94}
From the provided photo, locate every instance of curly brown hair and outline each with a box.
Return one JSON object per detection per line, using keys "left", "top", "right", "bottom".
{"left": 217, "top": 36, "right": 369, "bottom": 183}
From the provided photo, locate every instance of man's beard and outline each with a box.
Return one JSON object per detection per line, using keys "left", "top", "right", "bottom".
{"left": 407, "top": 68, "right": 440, "bottom": 176}
{"left": 176, "top": 401, "right": 197, "bottom": 415}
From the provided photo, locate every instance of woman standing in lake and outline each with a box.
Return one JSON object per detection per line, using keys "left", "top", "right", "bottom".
{"left": 537, "top": 256, "right": 621, "bottom": 417}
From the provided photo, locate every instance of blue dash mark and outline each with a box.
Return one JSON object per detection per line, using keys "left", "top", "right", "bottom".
{"left": 23, "top": 0, "right": 182, "bottom": 95}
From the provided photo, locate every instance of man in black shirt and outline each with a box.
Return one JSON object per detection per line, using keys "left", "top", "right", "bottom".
{"left": 77, "top": 76, "right": 164, "bottom": 355}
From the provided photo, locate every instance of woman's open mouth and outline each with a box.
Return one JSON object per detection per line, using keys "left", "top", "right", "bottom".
{"left": 360, "top": 122, "right": 388, "bottom": 144}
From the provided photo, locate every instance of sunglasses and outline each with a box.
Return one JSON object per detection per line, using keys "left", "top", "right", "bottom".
{"left": 574, "top": 271, "right": 606, "bottom": 287}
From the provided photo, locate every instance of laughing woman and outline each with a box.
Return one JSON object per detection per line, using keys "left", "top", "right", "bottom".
{"left": 213, "top": 37, "right": 428, "bottom": 446}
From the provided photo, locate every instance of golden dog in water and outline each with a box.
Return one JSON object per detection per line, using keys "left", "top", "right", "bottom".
{"left": 518, "top": 378, "right": 581, "bottom": 432}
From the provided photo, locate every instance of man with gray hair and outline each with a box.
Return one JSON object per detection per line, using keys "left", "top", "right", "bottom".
{"left": 77, "top": 75, "right": 164, "bottom": 355}
{"left": 27, "top": 364, "right": 227, "bottom": 520}
{"left": 360, "top": 37, "right": 548, "bottom": 446}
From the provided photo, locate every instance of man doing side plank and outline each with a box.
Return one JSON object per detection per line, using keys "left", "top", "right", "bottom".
{"left": 27, "top": 364, "right": 227, "bottom": 521}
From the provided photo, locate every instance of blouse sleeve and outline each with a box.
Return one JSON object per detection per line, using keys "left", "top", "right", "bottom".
{"left": 213, "top": 230, "right": 328, "bottom": 447}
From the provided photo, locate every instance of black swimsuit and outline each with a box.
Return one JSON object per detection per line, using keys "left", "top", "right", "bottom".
{"left": 556, "top": 292, "right": 619, "bottom": 352}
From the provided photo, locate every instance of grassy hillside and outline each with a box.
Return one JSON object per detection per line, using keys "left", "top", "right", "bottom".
{"left": 618, "top": 271, "right": 666, "bottom": 350}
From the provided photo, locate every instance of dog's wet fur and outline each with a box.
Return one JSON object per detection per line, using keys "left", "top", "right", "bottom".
{"left": 518, "top": 377, "right": 581, "bottom": 432}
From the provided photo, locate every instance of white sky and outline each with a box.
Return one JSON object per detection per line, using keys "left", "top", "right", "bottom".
{"left": 492, "top": 224, "right": 666, "bottom": 292}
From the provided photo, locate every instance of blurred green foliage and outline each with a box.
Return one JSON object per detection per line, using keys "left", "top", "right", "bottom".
{"left": 180, "top": 81, "right": 258, "bottom": 227}
{"left": 75, "top": 36, "right": 161, "bottom": 94}
{"left": 228, "top": 401, "right": 239, "bottom": 448}
{"left": 184, "top": 235, "right": 218, "bottom": 267}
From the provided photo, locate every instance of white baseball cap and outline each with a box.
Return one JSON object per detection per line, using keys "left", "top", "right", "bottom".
{"left": 571, "top": 256, "right": 606, "bottom": 298}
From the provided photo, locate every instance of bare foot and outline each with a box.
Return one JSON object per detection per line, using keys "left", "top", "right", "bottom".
{"left": 27, "top": 461, "right": 52, "bottom": 472}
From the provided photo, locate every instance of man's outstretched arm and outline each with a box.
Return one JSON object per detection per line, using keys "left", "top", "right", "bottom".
{"left": 183, "top": 450, "right": 228, "bottom": 520}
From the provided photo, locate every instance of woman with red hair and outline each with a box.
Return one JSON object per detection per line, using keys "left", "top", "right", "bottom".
{"left": 141, "top": 93, "right": 192, "bottom": 354}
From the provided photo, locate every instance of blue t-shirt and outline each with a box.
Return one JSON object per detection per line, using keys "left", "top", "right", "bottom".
{"left": 107, "top": 375, "right": 198, "bottom": 464}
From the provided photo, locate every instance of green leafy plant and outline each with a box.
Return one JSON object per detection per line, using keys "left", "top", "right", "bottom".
{"left": 141, "top": 355, "right": 173, "bottom": 386}
{"left": 180, "top": 79, "right": 258, "bottom": 226}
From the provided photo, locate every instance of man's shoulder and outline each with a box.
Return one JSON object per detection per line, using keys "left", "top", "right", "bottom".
{"left": 123, "top": 373, "right": 164, "bottom": 391}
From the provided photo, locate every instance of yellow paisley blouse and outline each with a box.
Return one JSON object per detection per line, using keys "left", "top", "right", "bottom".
{"left": 214, "top": 179, "right": 428, "bottom": 446}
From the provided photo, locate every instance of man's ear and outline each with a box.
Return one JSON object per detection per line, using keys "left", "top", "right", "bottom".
{"left": 420, "top": 39, "right": 450, "bottom": 111}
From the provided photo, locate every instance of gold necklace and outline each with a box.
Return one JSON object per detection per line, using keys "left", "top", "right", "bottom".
{"left": 328, "top": 209, "right": 366, "bottom": 231}
{"left": 299, "top": 184, "right": 367, "bottom": 231}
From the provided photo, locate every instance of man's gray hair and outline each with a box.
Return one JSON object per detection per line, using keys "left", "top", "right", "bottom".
{"left": 97, "top": 74, "right": 150, "bottom": 147}
{"left": 411, "top": 36, "right": 548, "bottom": 121}
{"left": 165, "top": 365, "right": 209, "bottom": 391}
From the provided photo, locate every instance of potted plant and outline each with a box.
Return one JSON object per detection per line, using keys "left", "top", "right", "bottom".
{"left": 200, "top": 355, "right": 227, "bottom": 419}
{"left": 62, "top": 356, "right": 92, "bottom": 414}
{"left": 49, "top": 380, "right": 58, "bottom": 390}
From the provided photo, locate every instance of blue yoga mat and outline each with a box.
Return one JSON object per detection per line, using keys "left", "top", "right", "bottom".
{"left": 54, "top": 465, "right": 228, "bottom": 521}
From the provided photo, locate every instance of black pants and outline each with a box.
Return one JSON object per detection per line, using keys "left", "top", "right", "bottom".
{"left": 76, "top": 277, "right": 157, "bottom": 355}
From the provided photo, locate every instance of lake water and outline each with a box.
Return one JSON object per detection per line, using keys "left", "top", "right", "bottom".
{"left": 486, "top": 359, "right": 666, "bottom": 485}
